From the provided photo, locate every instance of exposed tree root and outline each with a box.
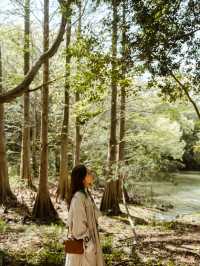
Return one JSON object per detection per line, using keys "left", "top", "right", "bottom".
{"left": 32, "top": 192, "right": 58, "bottom": 223}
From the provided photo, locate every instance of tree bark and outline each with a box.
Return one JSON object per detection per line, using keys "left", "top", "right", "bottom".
{"left": 0, "top": 0, "right": 71, "bottom": 103}
{"left": 0, "top": 46, "right": 16, "bottom": 204}
{"left": 31, "top": 96, "right": 39, "bottom": 178}
{"left": 118, "top": 1, "right": 126, "bottom": 163}
{"left": 20, "top": 0, "right": 32, "bottom": 186}
{"left": 74, "top": 1, "right": 82, "bottom": 166}
{"left": 57, "top": 15, "right": 71, "bottom": 201}
{"left": 117, "top": 1, "right": 129, "bottom": 201}
{"left": 100, "top": 0, "right": 121, "bottom": 215}
{"left": 75, "top": 93, "right": 81, "bottom": 165}
{"left": 32, "top": 0, "right": 58, "bottom": 221}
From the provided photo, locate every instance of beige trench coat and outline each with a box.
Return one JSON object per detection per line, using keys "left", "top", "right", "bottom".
{"left": 65, "top": 190, "right": 105, "bottom": 266}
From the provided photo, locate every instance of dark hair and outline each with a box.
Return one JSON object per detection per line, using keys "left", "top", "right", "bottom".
{"left": 67, "top": 164, "right": 87, "bottom": 209}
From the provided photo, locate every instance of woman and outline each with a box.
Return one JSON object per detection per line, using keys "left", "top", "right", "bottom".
{"left": 65, "top": 164, "right": 105, "bottom": 266}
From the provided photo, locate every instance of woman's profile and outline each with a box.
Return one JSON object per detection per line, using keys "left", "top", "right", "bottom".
{"left": 65, "top": 164, "right": 105, "bottom": 266}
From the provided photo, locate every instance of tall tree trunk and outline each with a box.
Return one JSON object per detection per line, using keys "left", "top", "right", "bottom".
{"left": 32, "top": 94, "right": 41, "bottom": 178}
{"left": 32, "top": 0, "right": 58, "bottom": 220}
{"left": 0, "top": 46, "right": 15, "bottom": 204}
{"left": 117, "top": 1, "right": 128, "bottom": 201}
{"left": 75, "top": 93, "right": 81, "bottom": 165}
{"left": 100, "top": 0, "right": 121, "bottom": 215}
{"left": 20, "top": 0, "right": 32, "bottom": 186}
{"left": 74, "top": 1, "right": 82, "bottom": 166}
{"left": 118, "top": 1, "right": 126, "bottom": 163}
{"left": 55, "top": 147, "right": 60, "bottom": 175}
{"left": 57, "top": 15, "right": 71, "bottom": 201}
{"left": 31, "top": 96, "right": 39, "bottom": 178}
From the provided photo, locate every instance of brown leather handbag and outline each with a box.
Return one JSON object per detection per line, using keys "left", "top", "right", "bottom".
{"left": 64, "top": 238, "right": 84, "bottom": 254}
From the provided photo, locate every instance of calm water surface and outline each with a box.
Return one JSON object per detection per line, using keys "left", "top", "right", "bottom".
{"left": 136, "top": 171, "right": 200, "bottom": 221}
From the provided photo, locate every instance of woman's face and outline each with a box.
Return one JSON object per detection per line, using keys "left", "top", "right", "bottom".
{"left": 83, "top": 171, "right": 94, "bottom": 188}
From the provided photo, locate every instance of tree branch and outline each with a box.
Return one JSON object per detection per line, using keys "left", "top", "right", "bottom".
{"left": 28, "top": 75, "right": 66, "bottom": 92}
{"left": 169, "top": 71, "right": 200, "bottom": 120}
{"left": 0, "top": 0, "right": 72, "bottom": 103}
{"left": 153, "top": 52, "right": 200, "bottom": 121}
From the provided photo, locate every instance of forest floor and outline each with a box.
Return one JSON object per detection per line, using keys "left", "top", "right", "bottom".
{"left": 0, "top": 178, "right": 200, "bottom": 266}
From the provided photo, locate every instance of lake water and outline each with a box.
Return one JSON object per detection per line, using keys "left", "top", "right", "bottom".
{"left": 135, "top": 171, "right": 200, "bottom": 221}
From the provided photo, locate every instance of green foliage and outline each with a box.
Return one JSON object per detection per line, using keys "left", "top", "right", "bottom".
{"left": 123, "top": 94, "right": 186, "bottom": 181}
{"left": 102, "top": 235, "right": 127, "bottom": 265}
{"left": 132, "top": 0, "right": 200, "bottom": 107}
{"left": 0, "top": 219, "right": 8, "bottom": 233}
{"left": 102, "top": 236, "right": 113, "bottom": 254}
{"left": 8, "top": 243, "right": 64, "bottom": 266}
{"left": 146, "top": 259, "right": 176, "bottom": 266}
{"left": 41, "top": 223, "right": 66, "bottom": 240}
{"left": 69, "top": 36, "right": 109, "bottom": 126}
{"left": 182, "top": 120, "right": 200, "bottom": 170}
{"left": 26, "top": 241, "right": 64, "bottom": 266}
{"left": 146, "top": 259, "right": 163, "bottom": 266}
{"left": 166, "top": 262, "right": 176, "bottom": 266}
{"left": 151, "top": 220, "right": 186, "bottom": 232}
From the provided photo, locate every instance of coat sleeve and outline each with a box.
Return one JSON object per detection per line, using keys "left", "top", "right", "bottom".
{"left": 70, "top": 193, "right": 90, "bottom": 240}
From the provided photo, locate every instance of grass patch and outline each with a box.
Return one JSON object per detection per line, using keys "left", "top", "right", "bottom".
{"left": 26, "top": 242, "right": 65, "bottom": 266}
{"left": 102, "top": 236, "right": 113, "bottom": 254}
{"left": 146, "top": 259, "right": 178, "bottom": 266}
{"left": 0, "top": 219, "right": 8, "bottom": 233}
{"left": 1, "top": 222, "right": 66, "bottom": 266}
{"left": 42, "top": 223, "right": 65, "bottom": 239}
{"left": 5, "top": 245, "right": 65, "bottom": 266}
{"left": 102, "top": 236, "right": 125, "bottom": 265}
{"left": 150, "top": 220, "right": 186, "bottom": 232}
